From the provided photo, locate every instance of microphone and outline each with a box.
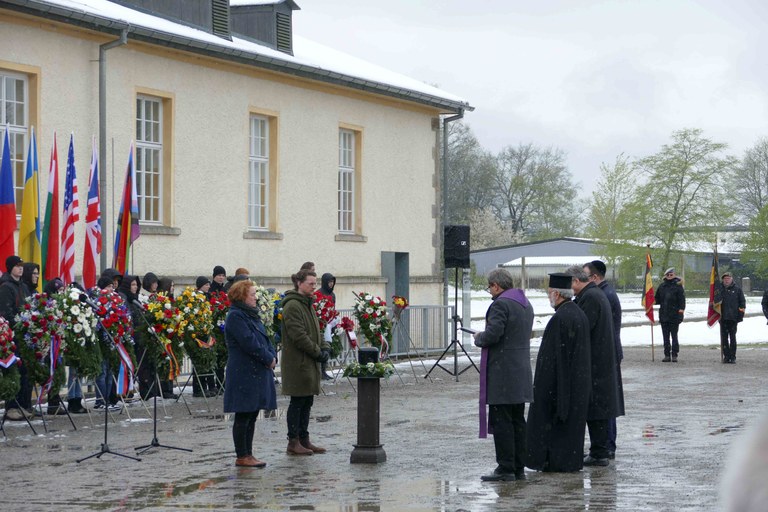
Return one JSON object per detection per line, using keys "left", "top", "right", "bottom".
{"left": 79, "top": 294, "right": 102, "bottom": 310}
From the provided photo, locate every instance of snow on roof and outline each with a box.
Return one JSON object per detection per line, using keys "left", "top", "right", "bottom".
{"left": 230, "top": 0, "right": 284, "bottom": 5}
{"left": 500, "top": 256, "right": 598, "bottom": 267}
{"left": 23, "top": 0, "right": 468, "bottom": 108}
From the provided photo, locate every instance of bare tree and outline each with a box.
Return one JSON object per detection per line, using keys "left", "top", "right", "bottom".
{"left": 444, "top": 122, "right": 496, "bottom": 224}
{"left": 492, "top": 143, "right": 577, "bottom": 240}
{"left": 731, "top": 138, "right": 768, "bottom": 222}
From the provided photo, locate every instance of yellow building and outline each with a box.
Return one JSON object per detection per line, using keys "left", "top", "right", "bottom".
{"left": 0, "top": 0, "right": 471, "bottom": 306}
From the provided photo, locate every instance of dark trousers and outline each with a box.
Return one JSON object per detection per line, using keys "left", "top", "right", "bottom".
{"left": 489, "top": 403, "right": 526, "bottom": 473}
{"left": 7, "top": 363, "right": 32, "bottom": 410}
{"left": 232, "top": 411, "right": 259, "bottom": 458}
{"left": 136, "top": 343, "right": 158, "bottom": 400}
{"left": 660, "top": 322, "right": 680, "bottom": 356}
{"left": 286, "top": 395, "right": 314, "bottom": 440}
{"left": 587, "top": 419, "right": 611, "bottom": 459}
{"left": 607, "top": 418, "right": 617, "bottom": 452}
{"left": 720, "top": 320, "right": 738, "bottom": 360}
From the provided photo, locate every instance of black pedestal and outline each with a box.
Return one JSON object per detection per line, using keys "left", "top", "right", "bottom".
{"left": 350, "top": 377, "right": 386, "bottom": 464}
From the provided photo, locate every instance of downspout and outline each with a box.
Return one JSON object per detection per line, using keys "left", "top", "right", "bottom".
{"left": 99, "top": 29, "right": 129, "bottom": 273}
{"left": 441, "top": 110, "right": 464, "bottom": 347}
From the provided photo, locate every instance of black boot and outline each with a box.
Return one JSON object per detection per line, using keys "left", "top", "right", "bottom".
{"left": 47, "top": 395, "right": 66, "bottom": 415}
{"left": 68, "top": 397, "right": 87, "bottom": 414}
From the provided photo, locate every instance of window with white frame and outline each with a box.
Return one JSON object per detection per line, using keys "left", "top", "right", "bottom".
{"left": 248, "top": 115, "right": 269, "bottom": 230}
{"left": 0, "top": 71, "right": 28, "bottom": 214}
{"left": 338, "top": 129, "right": 355, "bottom": 233}
{"left": 136, "top": 95, "right": 163, "bottom": 223}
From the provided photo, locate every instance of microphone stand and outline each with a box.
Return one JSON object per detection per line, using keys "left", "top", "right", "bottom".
{"left": 77, "top": 309, "right": 141, "bottom": 463}
{"left": 132, "top": 302, "right": 192, "bottom": 455}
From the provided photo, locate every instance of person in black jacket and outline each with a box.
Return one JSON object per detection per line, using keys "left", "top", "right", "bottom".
{"left": 584, "top": 260, "right": 625, "bottom": 460}
{"left": 0, "top": 256, "right": 32, "bottom": 420}
{"left": 763, "top": 289, "right": 768, "bottom": 324}
{"left": 654, "top": 268, "right": 686, "bottom": 362}
{"left": 210, "top": 266, "right": 227, "bottom": 294}
{"left": 568, "top": 265, "right": 620, "bottom": 467}
{"left": 715, "top": 272, "right": 746, "bottom": 364}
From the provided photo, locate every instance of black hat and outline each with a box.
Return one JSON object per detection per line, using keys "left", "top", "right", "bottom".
{"left": 97, "top": 276, "right": 114, "bottom": 289}
{"left": 5, "top": 255, "right": 22, "bottom": 273}
{"left": 196, "top": 276, "right": 211, "bottom": 289}
{"left": 213, "top": 265, "right": 226, "bottom": 278}
{"left": 590, "top": 260, "right": 607, "bottom": 276}
{"left": 548, "top": 272, "right": 573, "bottom": 289}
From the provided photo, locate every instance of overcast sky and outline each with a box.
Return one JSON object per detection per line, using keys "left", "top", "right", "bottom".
{"left": 294, "top": 0, "right": 768, "bottom": 195}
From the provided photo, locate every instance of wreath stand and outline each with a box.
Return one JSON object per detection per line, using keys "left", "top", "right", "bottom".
{"left": 0, "top": 403, "right": 37, "bottom": 436}
{"left": 331, "top": 330, "right": 359, "bottom": 392}
{"left": 33, "top": 382, "right": 76, "bottom": 432}
{"left": 391, "top": 308, "right": 433, "bottom": 383}
{"left": 177, "top": 365, "right": 224, "bottom": 412}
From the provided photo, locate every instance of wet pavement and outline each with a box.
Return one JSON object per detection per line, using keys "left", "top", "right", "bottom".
{"left": 3, "top": 344, "right": 768, "bottom": 511}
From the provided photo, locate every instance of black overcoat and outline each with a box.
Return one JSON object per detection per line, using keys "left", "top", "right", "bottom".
{"left": 474, "top": 288, "right": 534, "bottom": 405}
{"left": 597, "top": 280, "right": 625, "bottom": 417}
{"left": 655, "top": 278, "right": 685, "bottom": 324}
{"left": 573, "top": 282, "right": 620, "bottom": 421}
{"left": 526, "top": 300, "right": 592, "bottom": 472}
{"left": 223, "top": 305, "right": 277, "bottom": 413}
{"left": 715, "top": 282, "right": 746, "bottom": 322}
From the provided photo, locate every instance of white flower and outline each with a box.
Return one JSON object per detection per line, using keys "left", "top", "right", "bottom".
{"left": 373, "top": 297, "right": 380, "bottom": 305}
{"left": 71, "top": 305, "right": 81, "bottom": 316}
{"left": 73, "top": 324, "right": 83, "bottom": 333}
{"left": 366, "top": 362, "right": 375, "bottom": 370}
{"left": 366, "top": 307, "right": 373, "bottom": 314}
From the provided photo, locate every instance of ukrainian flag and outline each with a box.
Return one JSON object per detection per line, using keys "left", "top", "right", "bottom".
{"left": 18, "top": 127, "right": 42, "bottom": 289}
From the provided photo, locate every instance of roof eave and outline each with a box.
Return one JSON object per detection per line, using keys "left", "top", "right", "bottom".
{"left": 2, "top": 0, "right": 473, "bottom": 114}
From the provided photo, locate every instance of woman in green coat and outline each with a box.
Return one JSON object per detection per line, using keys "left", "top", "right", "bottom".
{"left": 280, "top": 269, "right": 331, "bottom": 455}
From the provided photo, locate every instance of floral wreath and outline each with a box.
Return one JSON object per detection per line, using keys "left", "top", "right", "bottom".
{"left": 143, "top": 292, "right": 185, "bottom": 380}
{"left": 176, "top": 287, "right": 216, "bottom": 374}
{"left": 0, "top": 316, "right": 21, "bottom": 401}
{"left": 313, "top": 291, "right": 343, "bottom": 358}
{"left": 352, "top": 292, "right": 392, "bottom": 356}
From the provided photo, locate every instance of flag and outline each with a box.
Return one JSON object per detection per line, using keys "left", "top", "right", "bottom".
{"left": 61, "top": 134, "right": 80, "bottom": 285}
{"left": 113, "top": 144, "right": 140, "bottom": 274}
{"left": 82, "top": 137, "right": 101, "bottom": 289}
{"left": 18, "top": 127, "right": 42, "bottom": 289}
{"left": 41, "top": 132, "right": 60, "bottom": 284}
{"left": 641, "top": 251, "right": 655, "bottom": 324}
{"left": 707, "top": 251, "right": 721, "bottom": 327}
{"left": 0, "top": 128, "right": 16, "bottom": 264}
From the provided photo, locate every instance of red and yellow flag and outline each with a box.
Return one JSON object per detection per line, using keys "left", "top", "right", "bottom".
{"left": 641, "top": 252, "right": 655, "bottom": 323}
{"left": 707, "top": 251, "right": 721, "bottom": 327}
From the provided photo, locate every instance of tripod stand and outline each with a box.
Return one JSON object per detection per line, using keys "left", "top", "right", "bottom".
{"left": 77, "top": 315, "right": 140, "bottom": 463}
{"left": 425, "top": 267, "right": 479, "bottom": 381}
{"left": 133, "top": 305, "right": 192, "bottom": 455}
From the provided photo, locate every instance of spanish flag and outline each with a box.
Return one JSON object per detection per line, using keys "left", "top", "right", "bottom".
{"left": 641, "top": 251, "right": 655, "bottom": 323}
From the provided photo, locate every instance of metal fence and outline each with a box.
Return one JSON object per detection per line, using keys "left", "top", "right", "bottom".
{"left": 336, "top": 305, "right": 452, "bottom": 358}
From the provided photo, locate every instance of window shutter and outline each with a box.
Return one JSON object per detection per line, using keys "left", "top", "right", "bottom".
{"left": 212, "top": 0, "right": 231, "bottom": 40}
{"left": 275, "top": 12, "right": 292, "bottom": 53}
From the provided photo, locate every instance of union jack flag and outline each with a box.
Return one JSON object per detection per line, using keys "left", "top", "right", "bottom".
{"left": 82, "top": 137, "right": 101, "bottom": 289}
{"left": 61, "top": 134, "right": 79, "bottom": 285}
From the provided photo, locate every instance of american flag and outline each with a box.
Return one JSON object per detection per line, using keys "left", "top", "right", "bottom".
{"left": 82, "top": 137, "right": 101, "bottom": 289}
{"left": 61, "top": 134, "right": 79, "bottom": 285}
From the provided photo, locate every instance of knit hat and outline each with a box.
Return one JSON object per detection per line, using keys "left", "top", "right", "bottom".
{"left": 5, "top": 255, "right": 22, "bottom": 273}
{"left": 196, "top": 276, "right": 211, "bottom": 289}
{"left": 213, "top": 266, "right": 226, "bottom": 278}
{"left": 97, "top": 276, "right": 114, "bottom": 289}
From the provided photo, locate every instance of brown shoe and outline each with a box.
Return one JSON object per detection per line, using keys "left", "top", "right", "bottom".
{"left": 300, "top": 437, "right": 327, "bottom": 454}
{"left": 236, "top": 455, "right": 266, "bottom": 467}
{"left": 286, "top": 438, "right": 313, "bottom": 456}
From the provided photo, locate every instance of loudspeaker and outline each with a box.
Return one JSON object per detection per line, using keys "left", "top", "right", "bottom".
{"left": 444, "top": 225, "right": 470, "bottom": 268}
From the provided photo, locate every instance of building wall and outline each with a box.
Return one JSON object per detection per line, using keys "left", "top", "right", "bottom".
{"left": 0, "top": 12, "right": 444, "bottom": 305}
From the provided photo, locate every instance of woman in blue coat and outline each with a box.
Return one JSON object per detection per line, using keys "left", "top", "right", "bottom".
{"left": 224, "top": 280, "right": 277, "bottom": 468}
